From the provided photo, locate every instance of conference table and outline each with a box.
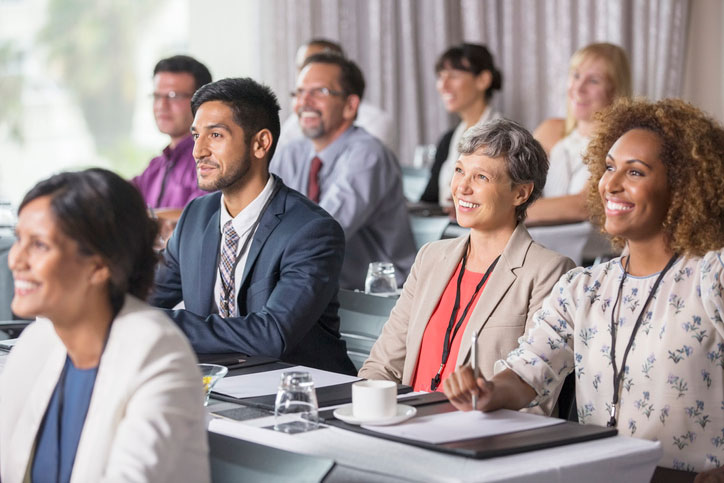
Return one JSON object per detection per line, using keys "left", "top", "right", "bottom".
{"left": 205, "top": 361, "right": 663, "bottom": 483}
{"left": 0, "top": 351, "right": 663, "bottom": 482}
{"left": 209, "top": 403, "right": 661, "bottom": 482}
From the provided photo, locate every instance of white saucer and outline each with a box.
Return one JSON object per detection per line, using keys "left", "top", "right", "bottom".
{"left": 333, "top": 404, "right": 417, "bottom": 426}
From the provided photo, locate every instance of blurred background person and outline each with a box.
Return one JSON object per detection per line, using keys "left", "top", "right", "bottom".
{"left": 132, "top": 55, "right": 212, "bottom": 242}
{"left": 420, "top": 43, "right": 502, "bottom": 209}
{"left": 444, "top": 98, "right": 724, "bottom": 481}
{"left": 276, "top": 38, "right": 395, "bottom": 153}
{"left": 361, "top": 119, "right": 573, "bottom": 412}
{"left": 525, "top": 43, "right": 631, "bottom": 265}
{"left": 0, "top": 168, "right": 209, "bottom": 483}
{"left": 272, "top": 53, "right": 416, "bottom": 289}
{"left": 527, "top": 43, "right": 631, "bottom": 226}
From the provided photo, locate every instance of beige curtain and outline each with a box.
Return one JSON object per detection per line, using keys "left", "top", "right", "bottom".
{"left": 256, "top": 0, "right": 689, "bottom": 165}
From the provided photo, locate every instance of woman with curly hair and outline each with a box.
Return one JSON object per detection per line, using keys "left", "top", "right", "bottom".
{"left": 443, "top": 98, "right": 724, "bottom": 480}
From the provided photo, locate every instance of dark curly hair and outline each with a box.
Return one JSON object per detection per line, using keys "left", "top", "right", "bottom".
{"left": 19, "top": 168, "right": 159, "bottom": 315}
{"left": 585, "top": 98, "right": 724, "bottom": 256}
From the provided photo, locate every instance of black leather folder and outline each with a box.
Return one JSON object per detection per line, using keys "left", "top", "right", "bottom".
{"left": 214, "top": 379, "right": 413, "bottom": 410}
{"left": 204, "top": 356, "right": 413, "bottom": 409}
{"left": 196, "top": 352, "right": 278, "bottom": 370}
{"left": 320, "top": 398, "right": 617, "bottom": 459}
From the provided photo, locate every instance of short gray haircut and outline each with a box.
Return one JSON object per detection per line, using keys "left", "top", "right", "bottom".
{"left": 457, "top": 118, "right": 548, "bottom": 222}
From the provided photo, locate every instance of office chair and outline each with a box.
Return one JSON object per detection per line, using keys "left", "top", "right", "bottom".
{"left": 337, "top": 289, "right": 398, "bottom": 371}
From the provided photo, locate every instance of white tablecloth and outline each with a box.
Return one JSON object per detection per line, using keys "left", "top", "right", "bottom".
{"left": 209, "top": 415, "right": 662, "bottom": 483}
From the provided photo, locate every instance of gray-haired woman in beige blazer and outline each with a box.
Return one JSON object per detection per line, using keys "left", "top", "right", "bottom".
{"left": 360, "top": 119, "right": 574, "bottom": 414}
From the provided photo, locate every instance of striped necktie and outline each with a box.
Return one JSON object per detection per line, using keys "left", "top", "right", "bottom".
{"left": 308, "top": 156, "right": 323, "bottom": 203}
{"left": 219, "top": 220, "right": 240, "bottom": 317}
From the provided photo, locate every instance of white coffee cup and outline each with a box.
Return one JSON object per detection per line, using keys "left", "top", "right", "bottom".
{"left": 352, "top": 380, "right": 397, "bottom": 420}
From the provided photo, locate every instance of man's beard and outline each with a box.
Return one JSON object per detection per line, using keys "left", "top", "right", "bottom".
{"left": 197, "top": 151, "right": 251, "bottom": 192}
{"left": 298, "top": 109, "right": 326, "bottom": 139}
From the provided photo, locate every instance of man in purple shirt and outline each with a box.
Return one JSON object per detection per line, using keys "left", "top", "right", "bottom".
{"left": 132, "top": 55, "right": 212, "bottom": 210}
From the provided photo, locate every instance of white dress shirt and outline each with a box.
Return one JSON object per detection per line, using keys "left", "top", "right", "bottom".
{"left": 543, "top": 129, "right": 590, "bottom": 197}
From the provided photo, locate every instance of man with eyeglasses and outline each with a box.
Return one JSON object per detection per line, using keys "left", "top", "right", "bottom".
{"left": 271, "top": 53, "right": 416, "bottom": 290}
{"left": 276, "top": 38, "right": 395, "bottom": 152}
{"left": 132, "top": 55, "right": 212, "bottom": 212}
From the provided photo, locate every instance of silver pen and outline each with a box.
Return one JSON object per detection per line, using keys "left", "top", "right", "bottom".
{"left": 471, "top": 331, "right": 478, "bottom": 410}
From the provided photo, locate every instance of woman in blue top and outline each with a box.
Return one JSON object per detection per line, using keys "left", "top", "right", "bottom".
{"left": 0, "top": 169, "right": 209, "bottom": 482}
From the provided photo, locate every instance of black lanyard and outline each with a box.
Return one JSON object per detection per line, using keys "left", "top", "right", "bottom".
{"left": 218, "top": 179, "right": 281, "bottom": 312}
{"left": 430, "top": 241, "right": 500, "bottom": 391}
{"left": 607, "top": 253, "right": 679, "bottom": 427}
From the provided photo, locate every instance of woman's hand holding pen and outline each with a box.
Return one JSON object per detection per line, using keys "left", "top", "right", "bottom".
{"left": 443, "top": 364, "right": 495, "bottom": 411}
{"left": 443, "top": 366, "right": 538, "bottom": 412}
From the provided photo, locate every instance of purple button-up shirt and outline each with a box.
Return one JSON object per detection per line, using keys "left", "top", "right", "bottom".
{"left": 132, "top": 135, "right": 207, "bottom": 209}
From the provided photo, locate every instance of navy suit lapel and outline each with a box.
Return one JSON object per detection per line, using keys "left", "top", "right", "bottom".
{"left": 198, "top": 208, "right": 221, "bottom": 313}
{"left": 239, "top": 183, "right": 286, "bottom": 289}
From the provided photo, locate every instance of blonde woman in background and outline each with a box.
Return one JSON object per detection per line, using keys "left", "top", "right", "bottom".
{"left": 527, "top": 43, "right": 631, "bottom": 226}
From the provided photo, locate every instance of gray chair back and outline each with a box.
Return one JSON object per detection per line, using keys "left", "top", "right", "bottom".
{"left": 410, "top": 215, "right": 450, "bottom": 249}
{"left": 338, "top": 289, "right": 398, "bottom": 371}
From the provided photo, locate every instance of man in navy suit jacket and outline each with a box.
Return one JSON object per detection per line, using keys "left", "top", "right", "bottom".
{"left": 149, "top": 77, "right": 355, "bottom": 374}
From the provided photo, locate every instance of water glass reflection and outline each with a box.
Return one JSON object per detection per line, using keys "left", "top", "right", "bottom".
{"left": 274, "top": 371, "right": 319, "bottom": 433}
{"left": 365, "top": 262, "right": 397, "bottom": 296}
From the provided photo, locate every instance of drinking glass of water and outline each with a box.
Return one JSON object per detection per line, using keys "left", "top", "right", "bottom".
{"left": 273, "top": 371, "right": 319, "bottom": 433}
{"left": 365, "top": 262, "right": 397, "bottom": 296}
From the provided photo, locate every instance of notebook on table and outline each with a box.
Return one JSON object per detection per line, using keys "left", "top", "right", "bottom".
{"left": 321, "top": 399, "right": 617, "bottom": 459}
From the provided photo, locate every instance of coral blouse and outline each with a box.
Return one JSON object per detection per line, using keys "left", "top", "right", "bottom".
{"left": 411, "top": 264, "right": 488, "bottom": 392}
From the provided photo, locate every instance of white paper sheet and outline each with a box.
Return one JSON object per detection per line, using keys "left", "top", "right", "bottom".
{"left": 363, "top": 408, "right": 565, "bottom": 444}
{"left": 213, "top": 365, "right": 361, "bottom": 399}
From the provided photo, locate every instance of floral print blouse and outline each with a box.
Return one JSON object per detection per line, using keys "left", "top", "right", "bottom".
{"left": 497, "top": 250, "right": 724, "bottom": 472}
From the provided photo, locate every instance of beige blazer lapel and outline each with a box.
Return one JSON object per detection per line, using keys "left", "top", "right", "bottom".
{"left": 456, "top": 224, "right": 533, "bottom": 367}
{"left": 400, "top": 235, "right": 470, "bottom": 383}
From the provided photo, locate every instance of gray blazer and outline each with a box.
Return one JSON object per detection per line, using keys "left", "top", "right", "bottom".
{"left": 359, "top": 224, "right": 575, "bottom": 412}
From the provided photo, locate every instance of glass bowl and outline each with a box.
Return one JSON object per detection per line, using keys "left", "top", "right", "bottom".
{"left": 198, "top": 363, "right": 229, "bottom": 406}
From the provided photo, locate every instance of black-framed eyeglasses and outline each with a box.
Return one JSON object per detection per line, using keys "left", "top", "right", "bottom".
{"left": 151, "top": 91, "right": 194, "bottom": 102}
{"left": 290, "top": 87, "right": 345, "bottom": 99}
